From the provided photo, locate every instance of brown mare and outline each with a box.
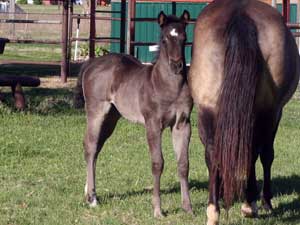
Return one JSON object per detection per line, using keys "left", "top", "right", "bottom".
{"left": 189, "top": 0, "right": 300, "bottom": 224}
{"left": 74, "top": 11, "right": 193, "bottom": 217}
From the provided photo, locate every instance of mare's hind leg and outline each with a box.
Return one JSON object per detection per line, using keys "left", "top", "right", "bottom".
{"left": 84, "top": 102, "right": 120, "bottom": 206}
{"left": 171, "top": 114, "right": 193, "bottom": 214}
{"left": 198, "top": 109, "right": 220, "bottom": 225}
{"left": 145, "top": 119, "right": 164, "bottom": 218}
{"left": 241, "top": 152, "right": 259, "bottom": 218}
{"left": 260, "top": 110, "right": 282, "bottom": 212}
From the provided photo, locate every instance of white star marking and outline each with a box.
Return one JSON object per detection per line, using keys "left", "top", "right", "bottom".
{"left": 170, "top": 28, "right": 178, "bottom": 37}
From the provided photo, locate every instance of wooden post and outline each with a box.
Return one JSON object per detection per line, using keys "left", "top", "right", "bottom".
{"left": 61, "top": 0, "right": 69, "bottom": 83}
{"left": 126, "top": 0, "right": 136, "bottom": 55}
{"left": 68, "top": 0, "right": 73, "bottom": 66}
{"left": 12, "top": 83, "right": 25, "bottom": 110}
{"left": 89, "top": 0, "right": 96, "bottom": 59}
{"left": 298, "top": 0, "right": 300, "bottom": 53}
{"left": 172, "top": 2, "right": 176, "bottom": 15}
{"left": 120, "top": 0, "right": 126, "bottom": 53}
{"left": 283, "top": 0, "right": 290, "bottom": 23}
{"left": 9, "top": 0, "right": 15, "bottom": 37}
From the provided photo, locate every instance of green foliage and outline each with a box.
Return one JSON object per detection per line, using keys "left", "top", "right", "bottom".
{"left": 95, "top": 45, "right": 109, "bottom": 57}
{"left": 17, "top": 0, "right": 27, "bottom": 4}
{"left": 79, "top": 44, "right": 109, "bottom": 58}
{"left": 33, "top": 0, "right": 42, "bottom": 5}
{"left": 0, "top": 43, "right": 61, "bottom": 62}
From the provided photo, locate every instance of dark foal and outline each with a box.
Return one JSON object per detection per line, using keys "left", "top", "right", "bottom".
{"left": 75, "top": 11, "right": 193, "bottom": 217}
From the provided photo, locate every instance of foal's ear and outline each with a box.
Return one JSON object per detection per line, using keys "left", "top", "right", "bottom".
{"left": 158, "top": 11, "right": 167, "bottom": 27}
{"left": 180, "top": 10, "right": 190, "bottom": 26}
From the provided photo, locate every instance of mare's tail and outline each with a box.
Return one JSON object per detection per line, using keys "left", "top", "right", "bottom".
{"left": 73, "top": 61, "right": 89, "bottom": 109}
{"left": 213, "top": 9, "right": 264, "bottom": 208}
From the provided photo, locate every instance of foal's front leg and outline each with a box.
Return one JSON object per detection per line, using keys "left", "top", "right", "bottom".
{"left": 171, "top": 116, "right": 193, "bottom": 214}
{"left": 145, "top": 120, "right": 164, "bottom": 218}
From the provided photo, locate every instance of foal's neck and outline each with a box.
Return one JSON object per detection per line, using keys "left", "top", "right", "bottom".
{"left": 153, "top": 53, "right": 185, "bottom": 84}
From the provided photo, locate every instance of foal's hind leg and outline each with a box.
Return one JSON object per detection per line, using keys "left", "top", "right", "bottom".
{"left": 171, "top": 116, "right": 193, "bottom": 214}
{"left": 84, "top": 102, "right": 120, "bottom": 206}
{"left": 145, "top": 119, "right": 164, "bottom": 218}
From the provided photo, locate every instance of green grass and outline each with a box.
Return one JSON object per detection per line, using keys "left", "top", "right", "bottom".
{"left": 0, "top": 87, "right": 300, "bottom": 225}
{"left": 19, "top": 4, "right": 84, "bottom": 14}
{"left": 0, "top": 4, "right": 111, "bottom": 62}
{"left": 0, "top": 43, "right": 62, "bottom": 62}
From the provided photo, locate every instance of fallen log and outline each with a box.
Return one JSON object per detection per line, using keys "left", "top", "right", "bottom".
{"left": 0, "top": 75, "right": 41, "bottom": 110}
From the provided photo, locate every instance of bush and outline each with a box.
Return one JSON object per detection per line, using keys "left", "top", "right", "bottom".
{"left": 79, "top": 44, "right": 109, "bottom": 59}
{"left": 18, "top": 0, "right": 27, "bottom": 4}
{"left": 95, "top": 45, "right": 109, "bottom": 57}
{"left": 33, "top": 0, "right": 42, "bottom": 4}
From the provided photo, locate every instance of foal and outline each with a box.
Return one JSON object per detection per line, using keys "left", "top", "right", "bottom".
{"left": 76, "top": 11, "right": 193, "bottom": 217}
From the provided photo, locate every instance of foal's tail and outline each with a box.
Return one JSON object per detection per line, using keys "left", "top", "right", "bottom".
{"left": 73, "top": 61, "right": 89, "bottom": 108}
{"left": 214, "top": 10, "right": 264, "bottom": 208}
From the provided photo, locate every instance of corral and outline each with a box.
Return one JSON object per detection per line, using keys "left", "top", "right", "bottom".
{"left": 0, "top": 1, "right": 300, "bottom": 225}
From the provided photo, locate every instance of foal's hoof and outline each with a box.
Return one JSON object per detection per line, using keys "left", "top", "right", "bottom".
{"left": 183, "top": 205, "right": 194, "bottom": 215}
{"left": 241, "top": 202, "right": 258, "bottom": 218}
{"left": 85, "top": 195, "right": 98, "bottom": 207}
{"left": 153, "top": 208, "right": 164, "bottom": 218}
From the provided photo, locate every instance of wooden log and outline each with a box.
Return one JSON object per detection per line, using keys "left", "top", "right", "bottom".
{"left": 11, "top": 83, "right": 25, "bottom": 110}
{"left": 0, "top": 38, "right": 9, "bottom": 54}
{"left": 0, "top": 75, "right": 40, "bottom": 87}
{"left": 0, "top": 91, "right": 4, "bottom": 102}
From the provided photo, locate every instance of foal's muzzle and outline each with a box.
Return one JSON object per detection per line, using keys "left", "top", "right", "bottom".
{"left": 170, "top": 59, "right": 184, "bottom": 75}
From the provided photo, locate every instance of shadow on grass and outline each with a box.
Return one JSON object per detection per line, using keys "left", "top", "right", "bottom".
{"left": 0, "top": 87, "right": 84, "bottom": 116}
{"left": 272, "top": 174, "right": 300, "bottom": 196}
{"left": 96, "top": 179, "right": 208, "bottom": 204}
{"left": 0, "top": 62, "right": 82, "bottom": 77}
{"left": 255, "top": 175, "right": 300, "bottom": 223}
{"left": 94, "top": 175, "right": 300, "bottom": 220}
{"left": 275, "top": 198, "right": 300, "bottom": 224}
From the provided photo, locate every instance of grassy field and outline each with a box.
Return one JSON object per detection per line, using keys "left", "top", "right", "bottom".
{"left": 0, "top": 43, "right": 62, "bottom": 62}
{"left": 0, "top": 4, "right": 111, "bottom": 62}
{"left": 0, "top": 82, "right": 300, "bottom": 225}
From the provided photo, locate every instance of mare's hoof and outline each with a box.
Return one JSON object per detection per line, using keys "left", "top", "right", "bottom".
{"left": 207, "top": 204, "right": 219, "bottom": 225}
{"left": 207, "top": 220, "right": 219, "bottom": 225}
{"left": 153, "top": 209, "right": 164, "bottom": 218}
{"left": 262, "top": 199, "right": 273, "bottom": 214}
{"left": 241, "top": 202, "right": 258, "bottom": 218}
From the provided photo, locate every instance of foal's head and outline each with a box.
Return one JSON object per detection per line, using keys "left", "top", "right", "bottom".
{"left": 157, "top": 10, "right": 190, "bottom": 75}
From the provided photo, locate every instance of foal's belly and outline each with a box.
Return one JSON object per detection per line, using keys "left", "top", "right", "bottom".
{"left": 111, "top": 93, "right": 145, "bottom": 125}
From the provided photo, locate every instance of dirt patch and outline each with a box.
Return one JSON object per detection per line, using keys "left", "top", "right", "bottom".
{"left": 40, "top": 77, "right": 77, "bottom": 89}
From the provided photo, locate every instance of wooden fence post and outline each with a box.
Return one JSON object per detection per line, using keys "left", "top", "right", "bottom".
{"left": 283, "top": 0, "right": 290, "bottom": 23}
{"left": 9, "top": 0, "right": 15, "bottom": 37}
{"left": 68, "top": 0, "right": 73, "bottom": 67}
{"left": 89, "top": 0, "right": 96, "bottom": 59}
{"left": 126, "top": 0, "right": 136, "bottom": 55}
{"left": 120, "top": 0, "right": 126, "bottom": 53}
{"left": 61, "top": 0, "right": 69, "bottom": 83}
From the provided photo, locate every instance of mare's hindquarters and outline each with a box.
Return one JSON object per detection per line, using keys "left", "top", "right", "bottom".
{"left": 190, "top": 1, "right": 300, "bottom": 224}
